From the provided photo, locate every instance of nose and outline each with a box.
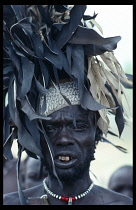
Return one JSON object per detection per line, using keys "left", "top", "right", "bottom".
{"left": 56, "top": 126, "right": 74, "bottom": 146}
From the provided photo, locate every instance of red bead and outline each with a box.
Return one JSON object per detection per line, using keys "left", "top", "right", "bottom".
{"left": 65, "top": 197, "right": 69, "bottom": 202}
{"left": 72, "top": 197, "right": 76, "bottom": 201}
{"left": 61, "top": 196, "right": 76, "bottom": 202}
{"left": 61, "top": 196, "right": 65, "bottom": 201}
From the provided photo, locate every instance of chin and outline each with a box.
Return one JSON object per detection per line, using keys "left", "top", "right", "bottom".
{"left": 56, "top": 160, "right": 91, "bottom": 184}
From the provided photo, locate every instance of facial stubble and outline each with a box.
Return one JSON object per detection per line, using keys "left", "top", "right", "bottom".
{"left": 43, "top": 142, "right": 96, "bottom": 184}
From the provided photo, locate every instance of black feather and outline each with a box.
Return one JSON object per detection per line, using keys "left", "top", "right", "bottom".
{"left": 55, "top": 5, "right": 86, "bottom": 48}
{"left": 20, "top": 57, "right": 34, "bottom": 99}
{"left": 101, "top": 137, "right": 127, "bottom": 153}
{"left": 68, "top": 25, "right": 121, "bottom": 46}
{"left": 105, "top": 83, "right": 124, "bottom": 137}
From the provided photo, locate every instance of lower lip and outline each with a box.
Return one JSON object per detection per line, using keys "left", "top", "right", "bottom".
{"left": 54, "top": 158, "right": 77, "bottom": 169}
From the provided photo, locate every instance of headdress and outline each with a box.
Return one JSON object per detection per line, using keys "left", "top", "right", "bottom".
{"left": 3, "top": 5, "right": 132, "bottom": 204}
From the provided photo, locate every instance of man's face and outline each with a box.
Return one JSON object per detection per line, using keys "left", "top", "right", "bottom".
{"left": 41, "top": 105, "right": 97, "bottom": 183}
{"left": 108, "top": 167, "right": 133, "bottom": 198}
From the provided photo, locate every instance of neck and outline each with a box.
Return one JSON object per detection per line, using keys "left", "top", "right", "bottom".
{"left": 46, "top": 171, "right": 92, "bottom": 197}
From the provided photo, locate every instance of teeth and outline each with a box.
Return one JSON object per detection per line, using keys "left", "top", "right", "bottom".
{"left": 59, "top": 156, "right": 70, "bottom": 161}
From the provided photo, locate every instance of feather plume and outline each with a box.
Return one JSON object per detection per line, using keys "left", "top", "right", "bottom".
{"left": 3, "top": 4, "right": 132, "bottom": 154}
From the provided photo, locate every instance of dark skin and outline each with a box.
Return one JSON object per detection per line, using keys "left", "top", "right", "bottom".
{"left": 3, "top": 106, "right": 132, "bottom": 205}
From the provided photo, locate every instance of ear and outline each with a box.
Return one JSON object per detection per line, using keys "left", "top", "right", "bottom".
{"left": 93, "top": 111, "right": 100, "bottom": 128}
{"left": 95, "top": 126, "right": 103, "bottom": 144}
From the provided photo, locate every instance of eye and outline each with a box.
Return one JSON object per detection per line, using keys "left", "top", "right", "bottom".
{"left": 73, "top": 124, "right": 87, "bottom": 131}
{"left": 45, "top": 125, "right": 57, "bottom": 133}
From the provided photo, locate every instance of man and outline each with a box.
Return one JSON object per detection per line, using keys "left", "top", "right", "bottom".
{"left": 108, "top": 165, "right": 133, "bottom": 198}
{"left": 22, "top": 156, "right": 48, "bottom": 189}
{"left": 3, "top": 103, "right": 132, "bottom": 205}
{"left": 3, "top": 158, "right": 18, "bottom": 194}
{"left": 3, "top": 5, "right": 132, "bottom": 205}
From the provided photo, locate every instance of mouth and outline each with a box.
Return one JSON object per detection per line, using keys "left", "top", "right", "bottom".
{"left": 59, "top": 155, "right": 71, "bottom": 162}
{"left": 54, "top": 153, "right": 77, "bottom": 169}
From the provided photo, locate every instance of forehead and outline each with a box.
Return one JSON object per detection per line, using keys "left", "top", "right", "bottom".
{"left": 46, "top": 105, "right": 94, "bottom": 123}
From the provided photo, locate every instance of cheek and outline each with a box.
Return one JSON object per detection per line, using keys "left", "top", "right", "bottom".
{"left": 74, "top": 129, "right": 96, "bottom": 146}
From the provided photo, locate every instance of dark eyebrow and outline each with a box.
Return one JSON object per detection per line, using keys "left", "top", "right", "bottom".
{"left": 42, "top": 110, "right": 94, "bottom": 125}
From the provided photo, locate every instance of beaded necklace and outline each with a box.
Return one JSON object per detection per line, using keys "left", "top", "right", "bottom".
{"left": 43, "top": 178, "right": 94, "bottom": 205}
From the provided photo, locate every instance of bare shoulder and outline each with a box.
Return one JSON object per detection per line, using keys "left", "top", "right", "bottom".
{"left": 3, "top": 191, "right": 20, "bottom": 205}
{"left": 3, "top": 184, "right": 44, "bottom": 205}
{"left": 94, "top": 185, "right": 133, "bottom": 205}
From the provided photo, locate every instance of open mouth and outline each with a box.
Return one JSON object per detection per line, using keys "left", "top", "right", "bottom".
{"left": 54, "top": 153, "right": 77, "bottom": 169}
{"left": 58, "top": 156, "right": 72, "bottom": 162}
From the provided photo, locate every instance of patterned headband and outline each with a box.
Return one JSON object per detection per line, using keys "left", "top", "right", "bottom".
{"left": 39, "top": 81, "right": 80, "bottom": 116}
